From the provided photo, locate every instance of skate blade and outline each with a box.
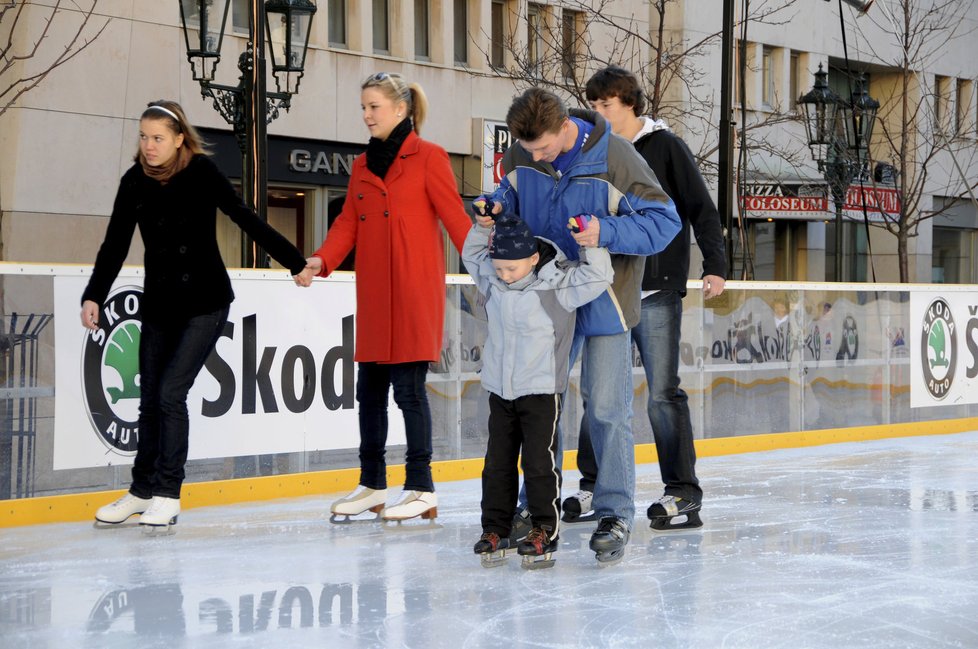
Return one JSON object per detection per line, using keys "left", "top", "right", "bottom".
{"left": 479, "top": 551, "right": 509, "bottom": 568}
{"left": 329, "top": 511, "right": 383, "bottom": 525}
{"left": 93, "top": 519, "right": 141, "bottom": 529}
{"left": 139, "top": 521, "right": 177, "bottom": 537}
{"left": 520, "top": 553, "right": 556, "bottom": 570}
{"left": 561, "top": 510, "right": 597, "bottom": 524}
{"left": 649, "top": 512, "right": 703, "bottom": 533}
{"left": 381, "top": 518, "right": 441, "bottom": 532}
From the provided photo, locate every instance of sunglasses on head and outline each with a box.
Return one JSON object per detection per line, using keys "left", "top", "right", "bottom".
{"left": 365, "top": 71, "right": 403, "bottom": 84}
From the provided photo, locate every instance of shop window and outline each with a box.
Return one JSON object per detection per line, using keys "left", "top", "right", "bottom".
{"left": 561, "top": 9, "right": 581, "bottom": 82}
{"left": 761, "top": 46, "right": 774, "bottom": 109}
{"left": 328, "top": 0, "right": 346, "bottom": 47}
{"left": 415, "top": 0, "right": 429, "bottom": 60}
{"left": 933, "top": 227, "right": 976, "bottom": 284}
{"left": 527, "top": 3, "right": 543, "bottom": 77}
{"left": 955, "top": 79, "right": 974, "bottom": 136}
{"left": 454, "top": 0, "right": 468, "bottom": 65}
{"left": 789, "top": 51, "right": 800, "bottom": 112}
{"left": 373, "top": 0, "right": 389, "bottom": 54}
{"left": 934, "top": 75, "right": 951, "bottom": 133}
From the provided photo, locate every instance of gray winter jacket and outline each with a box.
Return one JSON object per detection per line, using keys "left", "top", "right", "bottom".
{"left": 462, "top": 225, "right": 614, "bottom": 400}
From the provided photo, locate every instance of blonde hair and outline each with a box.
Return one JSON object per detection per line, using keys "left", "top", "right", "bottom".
{"left": 137, "top": 100, "right": 209, "bottom": 156}
{"left": 361, "top": 72, "right": 429, "bottom": 134}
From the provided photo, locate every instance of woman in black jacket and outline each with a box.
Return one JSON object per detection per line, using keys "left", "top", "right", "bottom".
{"left": 81, "top": 100, "right": 308, "bottom": 531}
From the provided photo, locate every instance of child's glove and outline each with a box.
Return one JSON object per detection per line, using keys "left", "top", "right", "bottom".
{"left": 567, "top": 213, "right": 593, "bottom": 233}
{"left": 472, "top": 196, "right": 496, "bottom": 218}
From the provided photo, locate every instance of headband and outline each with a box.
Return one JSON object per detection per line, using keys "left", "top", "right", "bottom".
{"left": 146, "top": 105, "right": 180, "bottom": 122}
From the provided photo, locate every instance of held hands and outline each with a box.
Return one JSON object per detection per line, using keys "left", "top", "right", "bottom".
{"left": 294, "top": 257, "right": 323, "bottom": 287}
{"left": 472, "top": 196, "right": 500, "bottom": 228}
{"left": 80, "top": 300, "right": 100, "bottom": 331}
{"left": 702, "top": 274, "right": 726, "bottom": 300}
{"left": 568, "top": 213, "right": 600, "bottom": 247}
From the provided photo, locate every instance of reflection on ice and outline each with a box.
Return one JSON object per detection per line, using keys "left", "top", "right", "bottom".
{"left": 1, "top": 432, "right": 977, "bottom": 648}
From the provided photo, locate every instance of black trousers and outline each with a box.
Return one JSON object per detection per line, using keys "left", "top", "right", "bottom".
{"left": 356, "top": 361, "right": 435, "bottom": 492}
{"left": 481, "top": 392, "right": 562, "bottom": 537}
{"left": 130, "top": 306, "right": 229, "bottom": 499}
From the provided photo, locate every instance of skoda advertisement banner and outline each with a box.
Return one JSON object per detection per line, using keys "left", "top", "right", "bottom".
{"left": 910, "top": 291, "right": 978, "bottom": 408}
{"left": 53, "top": 274, "right": 406, "bottom": 470}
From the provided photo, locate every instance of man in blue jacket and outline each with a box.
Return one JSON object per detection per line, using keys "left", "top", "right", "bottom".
{"left": 475, "top": 87, "right": 681, "bottom": 564}
{"left": 561, "top": 66, "right": 727, "bottom": 533}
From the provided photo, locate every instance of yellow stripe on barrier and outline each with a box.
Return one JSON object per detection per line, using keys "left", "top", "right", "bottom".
{"left": 4, "top": 417, "right": 977, "bottom": 528}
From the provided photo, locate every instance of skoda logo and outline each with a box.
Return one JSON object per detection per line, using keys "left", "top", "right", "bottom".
{"left": 82, "top": 287, "right": 143, "bottom": 454}
{"left": 920, "top": 297, "right": 955, "bottom": 400}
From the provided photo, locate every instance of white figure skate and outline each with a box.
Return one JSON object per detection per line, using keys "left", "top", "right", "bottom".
{"left": 94, "top": 493, "right": 152, "bottom": 528}
{"left": 329, "top": 486, "right": 387, "bottom": 524}
{"left": 139, "top": 496, "right": 180, "bottom": 536}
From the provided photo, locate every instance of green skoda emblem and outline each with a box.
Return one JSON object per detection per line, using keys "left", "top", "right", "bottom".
{"left": 82, "top": 287, "right": 143, "bottom": 454}
{"left": 920, "top": 297, "right": 955, "bottom": 400}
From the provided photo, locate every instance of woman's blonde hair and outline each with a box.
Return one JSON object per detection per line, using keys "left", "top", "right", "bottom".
{"left": 137, "top": 100, "right": 209, "bottom": 156}
{"left": 361, "top": 72, "right": 429, "bottom": 134}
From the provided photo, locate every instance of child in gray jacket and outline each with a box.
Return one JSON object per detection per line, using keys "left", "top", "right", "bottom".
{"left": 462, "top": 215, "right": 613, "bottom": 569}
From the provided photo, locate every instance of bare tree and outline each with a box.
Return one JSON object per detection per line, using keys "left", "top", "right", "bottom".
{"left": 0, "top": 1, "right": 109, "bottom": 118}
{"left": 469, "top": 0, "right": 805, "bottom": 179}
{"left": 853, "top": 0, "right": 978, "bottom": 281}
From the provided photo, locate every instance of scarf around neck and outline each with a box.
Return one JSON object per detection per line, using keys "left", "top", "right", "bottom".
{"left": 366, "top": 118, "right": 413, "bottom": 180}
{"left": 139, "top": 146, "right": 193, "bottom": 185}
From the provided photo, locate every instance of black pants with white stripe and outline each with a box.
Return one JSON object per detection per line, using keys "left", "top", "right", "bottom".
{"left": 482, "top": 392, "right": 562, "bottom": 538}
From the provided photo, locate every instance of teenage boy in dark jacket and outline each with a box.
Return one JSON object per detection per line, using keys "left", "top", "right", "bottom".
{"left": 563, "top": 66, "right": 727, "bottom": 532}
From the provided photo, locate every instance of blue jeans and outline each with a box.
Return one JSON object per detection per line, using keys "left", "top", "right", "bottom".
{"left": 577, "top": 330, "right": 636, "bottom": 522}
{"left": 131, "top": 306, "right": 230, "bottom": 499}
{"left": 577, "top": 292, "right": 701, "bottom": 504}
{"left": 356, "top": 361, "right": 435, "bottom": 493}
{"left": 632, "top": 291, "right": 701, "bottom": 502}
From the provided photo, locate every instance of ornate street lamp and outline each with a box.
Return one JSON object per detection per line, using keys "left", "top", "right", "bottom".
{"left": 178, "top": 0, "right": 317, "bottom": 267}
{"left": 799, "top": 64, "right": 877, "bottom": 282}
{"left": 265, "top": 0, "right": 317, "bottom": 95}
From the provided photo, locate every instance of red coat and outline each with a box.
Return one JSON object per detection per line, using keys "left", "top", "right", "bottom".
{"left": 312, "top": 131, "right": 471, "bottom": 363}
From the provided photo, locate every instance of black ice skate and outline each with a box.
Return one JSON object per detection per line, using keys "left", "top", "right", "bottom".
{"left": 647, "top": 495, "right": 703, "bottom": 532}
{"left": 561, "top": 489, "right": 596, "bottom": 523}
{"left": 589, "top": 517, "right": 629, "bottom": 565}
{"left": 517, "top": 527, "right": 557, "bottom": 570}
{"left": 508, "top": 507, "right": 531, "bottom": 544}
{"left": 474, "top": 532, "right": 512, "bottom": 568}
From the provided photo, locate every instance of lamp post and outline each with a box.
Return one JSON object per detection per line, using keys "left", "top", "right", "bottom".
{"left": 178, "top": 0, "right": 317, "bottom": 267}
{"left": 799, "top": 64, "right": 878, "bottom": 281}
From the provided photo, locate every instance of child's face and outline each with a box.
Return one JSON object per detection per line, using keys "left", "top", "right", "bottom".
{"left": 492, "top": 253, "right": 540, "bottom": 285}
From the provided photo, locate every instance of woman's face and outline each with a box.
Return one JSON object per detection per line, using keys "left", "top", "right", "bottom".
{"left": 139, "top": 118, "right": 184, "bottom": 166}
{"left": 361, "top": 87, "right": 406, "bottom": 141}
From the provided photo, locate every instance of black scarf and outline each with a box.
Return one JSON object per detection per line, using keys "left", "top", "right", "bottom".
{"left": 366, "top": 118, "right": 412, "bottom": 179}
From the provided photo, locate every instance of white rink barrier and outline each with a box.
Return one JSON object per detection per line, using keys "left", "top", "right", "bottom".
{"left": 0, "top": 263, "right": 976, "bottom": 499}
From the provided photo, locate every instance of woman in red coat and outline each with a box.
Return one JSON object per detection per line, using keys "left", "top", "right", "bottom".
{"left": 298, "top": 72, "right": 470, "bottom": 522}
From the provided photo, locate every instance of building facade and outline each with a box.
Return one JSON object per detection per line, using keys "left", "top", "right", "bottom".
{"left": 0, "top": 0, "right": 976, "bottom": 283}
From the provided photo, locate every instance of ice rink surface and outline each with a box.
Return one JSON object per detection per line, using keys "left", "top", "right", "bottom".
{"left": 2, "top": 432, "right": 977, "bottom": 649}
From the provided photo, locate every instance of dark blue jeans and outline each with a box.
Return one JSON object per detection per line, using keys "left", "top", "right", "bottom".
{"left": 578, "top": 291, "right": 701, "bottom": 504}
{"left": 356, "top": 361, "right": 434, "bottom": 493}
{"left": 130, "top": 306, "right": 229, "bottom": 499}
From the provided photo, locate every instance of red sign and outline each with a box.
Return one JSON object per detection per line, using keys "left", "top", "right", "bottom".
{"left": 843, "top": 185, "right": 900, "bottom": 220}
{"left": 739, "top": 182, "right": 901, "bottom": 222}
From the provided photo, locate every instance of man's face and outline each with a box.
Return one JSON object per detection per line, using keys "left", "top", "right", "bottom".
{"left": 519, "top": 119, "right": 570, "bottom": 163}
{"left": 589, "top": 95, "right": 634, "bottom": 136}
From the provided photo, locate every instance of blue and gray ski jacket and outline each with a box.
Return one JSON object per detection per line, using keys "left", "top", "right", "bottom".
{"left": 462, "top": 225, "right": 613, "bottom": 399}
{"left": 487, "top": 109, "right": 681, "bottom": 335}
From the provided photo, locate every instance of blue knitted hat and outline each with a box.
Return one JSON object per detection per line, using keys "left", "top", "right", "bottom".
{"left": 488, "top": 217, "right": 539, "bottom": 260}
